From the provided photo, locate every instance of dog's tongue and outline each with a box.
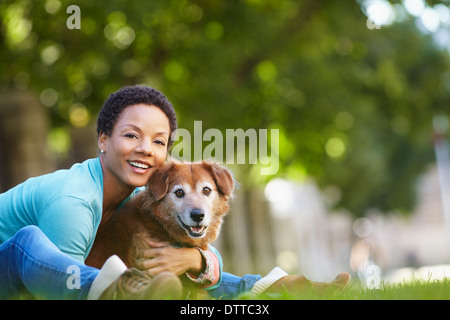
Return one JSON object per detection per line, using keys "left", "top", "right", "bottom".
{"left": 191, "top": 226, "right": 203, "bottom": 233}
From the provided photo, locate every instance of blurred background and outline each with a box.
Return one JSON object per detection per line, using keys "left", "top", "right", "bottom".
{"left": 2, "top": 0, "right": 450, "bottom": 286}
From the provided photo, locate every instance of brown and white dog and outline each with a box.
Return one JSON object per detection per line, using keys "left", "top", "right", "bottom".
{"left": 85, "top": 160, "right": 234, "bottom": 272}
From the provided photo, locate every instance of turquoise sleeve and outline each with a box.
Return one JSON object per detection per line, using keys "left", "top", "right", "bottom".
{"left": 38, "top": 196, "right": 97, "bottom": 263}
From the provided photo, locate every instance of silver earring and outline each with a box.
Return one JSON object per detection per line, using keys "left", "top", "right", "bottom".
{"left": 100, "top": 149, "right": 104, "bottom": 154}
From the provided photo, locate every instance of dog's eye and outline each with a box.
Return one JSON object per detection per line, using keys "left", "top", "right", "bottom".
{"left": 174, "top": 189, "right": 185, "bottom": 198}
{"left": 203, "top": 187, "right": 211, "bottom": 196}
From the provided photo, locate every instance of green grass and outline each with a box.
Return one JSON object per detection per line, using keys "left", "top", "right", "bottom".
{"left": 236, "top": 279, "right": 450, "bottom": 300}
{"left": 14, "top": 278, "right": 450, "bottom": 300}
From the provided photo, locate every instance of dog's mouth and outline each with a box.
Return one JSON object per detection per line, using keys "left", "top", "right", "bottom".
{"left": 177, "top": 216, "right": 208, "bottom": 238}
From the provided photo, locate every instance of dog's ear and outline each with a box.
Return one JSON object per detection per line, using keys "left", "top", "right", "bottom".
{"left": 206, "top": 161, "right": 235, "bottom": 197}
{"left": 146, "top": 162, "right": 172, "bottom": 201}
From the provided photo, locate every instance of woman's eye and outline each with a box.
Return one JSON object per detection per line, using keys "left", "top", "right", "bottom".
{"left": 125, "top": 133, "right": 138, "bottom": 139}
{"left": 154, "top": 140, "right": 166, "bottom": 146}
{"left": 203, "top": 187, "right": 211, "bottom": 196}
{"left": 175, "top": 189, "right": 185, "bottom": 198}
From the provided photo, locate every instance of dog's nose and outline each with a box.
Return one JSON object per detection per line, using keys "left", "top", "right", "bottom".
{"left": 190, "top": 209, "right": 205, "bottom": 223}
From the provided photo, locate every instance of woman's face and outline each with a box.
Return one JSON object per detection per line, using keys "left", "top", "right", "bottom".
{"left": 98, "top": 104, "right": 170, "bottom": 189}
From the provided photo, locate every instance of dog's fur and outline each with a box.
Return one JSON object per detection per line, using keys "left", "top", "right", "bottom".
{"left": 85, "top": 160, "right": 234, "bottom": 274}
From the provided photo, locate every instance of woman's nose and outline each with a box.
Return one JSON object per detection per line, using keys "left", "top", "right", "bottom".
{"left": 137, "top": 138, "right": 154, "bottom": 156}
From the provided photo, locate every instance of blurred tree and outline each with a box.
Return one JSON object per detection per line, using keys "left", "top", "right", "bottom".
{"left": 0, "top": 0, "right": 449, "bottom": 216}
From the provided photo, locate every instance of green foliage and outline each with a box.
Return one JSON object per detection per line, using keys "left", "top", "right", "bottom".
{"left": 1, "top": 0, "right": 449, "bottom": 216}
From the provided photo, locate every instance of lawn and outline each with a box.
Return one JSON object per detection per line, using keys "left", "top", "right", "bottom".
{"left": 237, "top": 279, "right": 450, "bottom": 300}
{"left": 14, "top": 278, "right": 450, "bottom": 300}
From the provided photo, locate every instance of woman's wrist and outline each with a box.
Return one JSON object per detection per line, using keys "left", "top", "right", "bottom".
{"left": 185, "top": 248, "right": 216, "bottom": 286}
{"left": 187, "top": 247, "right": 205, "bottom": 276}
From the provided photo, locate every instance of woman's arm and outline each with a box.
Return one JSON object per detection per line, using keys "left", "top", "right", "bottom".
{"left": 137, "top": 240, "right": 203, "bottom": 275}
{"left": 137, "top": 240, "right": 222, "bottom": 288}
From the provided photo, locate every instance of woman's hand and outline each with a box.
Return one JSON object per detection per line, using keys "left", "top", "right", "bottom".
{"left": 135, "top": 239, "right": 205, "bottom": 277}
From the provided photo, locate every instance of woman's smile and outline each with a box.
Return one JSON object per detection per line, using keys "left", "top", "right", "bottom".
{"left": 127, "top": 160, "right": 153, "bottom": 174}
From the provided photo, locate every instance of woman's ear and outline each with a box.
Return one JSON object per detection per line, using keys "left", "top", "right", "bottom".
{"left": 98, "top": 132, "right": 108, "bottom": 153}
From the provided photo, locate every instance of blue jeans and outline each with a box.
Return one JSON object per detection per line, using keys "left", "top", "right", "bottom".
{"left": 208, "top": 272, "right": 261, "bottom": 299}
{"left": 0, "top": 226, "right": 99, "bottom": 300}
{"left": 0, "top": 225, "right": 260, "bottom": 300}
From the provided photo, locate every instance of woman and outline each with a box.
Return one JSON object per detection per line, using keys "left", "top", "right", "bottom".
{"left": 0, "top": 86, "right": 191, "bottom": 299}
{"left": 0, "top": 85, "right": 349, "bottom": 300}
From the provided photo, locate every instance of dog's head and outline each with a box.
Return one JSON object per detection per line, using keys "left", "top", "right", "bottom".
{"left": 142, "top": 159, "right": 234, "bottom": 248}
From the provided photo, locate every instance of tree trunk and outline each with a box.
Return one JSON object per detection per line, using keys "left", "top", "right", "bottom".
{"left": 0, "top": 91, "right": 55, "bottom": 192}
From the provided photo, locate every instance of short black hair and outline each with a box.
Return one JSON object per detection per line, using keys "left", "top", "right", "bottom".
{"left": 97, "top": 85, "right": 178, "bottom": 149}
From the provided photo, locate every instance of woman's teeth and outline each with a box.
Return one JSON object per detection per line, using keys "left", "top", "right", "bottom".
{"left": 128, "top": 161, "right": 150, "bottom": 169}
